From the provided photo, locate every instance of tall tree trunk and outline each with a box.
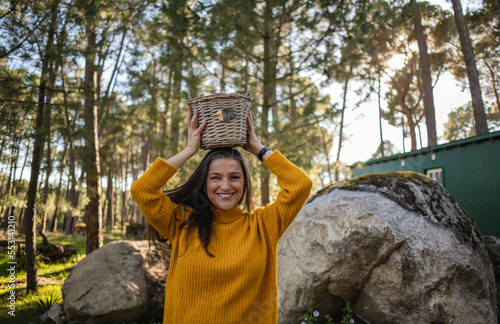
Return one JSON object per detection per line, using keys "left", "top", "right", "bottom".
{"left": 412, "top": 0, "right": 437, "bottom": 146}
{"left": 335, "top": 69, "right": 352, "bottom": 182}
{"left": 2, "top": 111, "right": 26, "bottom": 228}
{"left": 288, "top": 59, "right": 296, "bottom": 131}
{"left": 3, "top": 141, "right": 17, "bottom": 225}
{"left": 40, "top": 86, "right": 53, "bottom": 235}
{"left": 260, "top": 5, "right": 274, "bottom": 206}
{"left": 83, "top": 19, "right": 103, "bottom": 255}
{"left": 61, "top": 68, "right": 78, "bottom": 235}
{"left": 7, "top": 151, "right": 16, "bottom": 218}
{"left": 316, "top": 115, "right": 332, "bottom": 184}
{"left": 2, "top": 160, "right": 13, "bottom": 230}
{"left": 50, "top": 144, "right": 67, "bottom": 232}
{"left": 120, "top": 151, "right": 128, "bottom": 230}
{"left": 169, "top": 65, "right": 182, "bottom": 155}
{"left": 377, "top": 68, "right": 385, "bottom": 157}
{"left": 65, "top": 171, "right": 83, "bottom": 235}
{"left": 0, "top": 133, "right": 6, "bottom": 157}
{"left": 106, "top": 166, "right": 113, "bottom": 233}
{"left": 114, "top": 189, "right": 118, "bottom": 230}
{"left": 103, "top": 26, "right": 127, "bottom": 104}
{"left": 129, "top": 151, "right": 137, "bottom": 224}
{"left": 18, "top": 208, "right": 24, "bottom": 228}
{"left": 161, "top": 69, "right": 173, "bottom": 158}
{"left": 220, "top": 61, "right": 226, "bottom": 93}
{"left": 167, "top": 1, "right": 186, "bottom": 156}
{"left": 24, "top": 0, "right": 59, "bottom": 293}
{"left": 408, "top": 115, "right": 418, "bottom": 150}
{"left": 450, "top": 0, "right": 488, "bottom": 135}
{"left": 144, "top": 58, "right": 158, "bottom": 169}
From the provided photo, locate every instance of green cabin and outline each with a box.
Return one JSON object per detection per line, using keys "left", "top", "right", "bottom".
{"left": 351, "top": 131, "right": 500, "bottom": 236}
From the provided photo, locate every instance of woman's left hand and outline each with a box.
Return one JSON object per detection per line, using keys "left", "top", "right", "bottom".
{"left": 243, "top": 111, "right": 266, "bottom": 157}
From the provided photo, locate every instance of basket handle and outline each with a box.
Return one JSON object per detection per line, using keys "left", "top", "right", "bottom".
{"left": 245, "top": 85, "right": 251, "bottom": 99}
{"left": 186, "top": 89, "right": 192, "bottom": 101}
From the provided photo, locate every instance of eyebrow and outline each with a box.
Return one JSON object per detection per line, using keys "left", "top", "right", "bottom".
{"left": 208, "top": 171, "right": 242, "bottom": 176}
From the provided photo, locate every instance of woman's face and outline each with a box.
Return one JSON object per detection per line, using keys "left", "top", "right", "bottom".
{"left": 206, "top": 158, "right": 245, "bottom": 210}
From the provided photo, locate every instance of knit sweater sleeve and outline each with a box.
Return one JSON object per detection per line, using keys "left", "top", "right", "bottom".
{"left": 130, "top": 157, "right": 180, "bottom": 241}
{"left": 255, "top": 151, "right": 313, "bottom": 242}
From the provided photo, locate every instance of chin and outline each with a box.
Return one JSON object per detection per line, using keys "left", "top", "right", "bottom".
{"left": 216, "top": 202, "right": 238, "bottom": 210}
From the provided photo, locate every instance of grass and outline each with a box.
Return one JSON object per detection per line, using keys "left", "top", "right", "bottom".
{"left": 0, "top": 230, "right": 126, "bottom": 324}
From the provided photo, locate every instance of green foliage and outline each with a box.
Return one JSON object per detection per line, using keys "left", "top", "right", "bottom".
{"left": 36, "top": 292, "right": 61, "bottom": 312}
{"left": 340, "top": 302, "right": 354, "bottom": 324}
{"left": 443, "top": 103, "right": 476, "bottom": 141}
{"left": 370, "top": 140, "right": 400, "bottom": 160}
{"left": 444, "top": 102, "right": 500, "bottom": 141}
{"left": 302, "top": 302, "right": 334, "bottom": 324}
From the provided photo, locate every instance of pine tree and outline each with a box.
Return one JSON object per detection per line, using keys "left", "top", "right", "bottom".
{"left": 450, "top": 0, "right": 488, "bottom": 135}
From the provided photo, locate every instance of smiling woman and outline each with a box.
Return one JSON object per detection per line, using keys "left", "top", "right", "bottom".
{"left": 206, "top": 159, "right": 245, "bottom": 210}
{"left": 130, "top": 106, "right": 313, "bottom": 324}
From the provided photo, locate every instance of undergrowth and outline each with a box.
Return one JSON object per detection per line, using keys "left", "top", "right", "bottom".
{"left": 0, "top": 231, "right": 124, "bottom": 324}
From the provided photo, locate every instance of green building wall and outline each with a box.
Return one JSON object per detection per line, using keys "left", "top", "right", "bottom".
{"left": 351, "top": 131, "right": 500, "bottom": 236}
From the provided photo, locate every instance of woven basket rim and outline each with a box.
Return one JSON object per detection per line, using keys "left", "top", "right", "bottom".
{"left": 187, "top": 85, "right": 251, "bottom": 103}
{"left": 187, "top": 93, "right": 251, "bottom": 103}
{"left": 186, "top": 88, "right": 251, "bottom": 150}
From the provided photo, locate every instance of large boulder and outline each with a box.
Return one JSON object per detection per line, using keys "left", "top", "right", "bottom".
{"left": 484, "top": 235, "right": 500, "bottom": 323}
{"left": 278, "top": 172, "right": 497, "bottom": 323}
{"left": 62, "top": 240, "right": 170, "bottom": 323}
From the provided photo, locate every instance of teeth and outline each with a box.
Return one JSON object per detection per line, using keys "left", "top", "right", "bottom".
{"left": 217, "top": 193, "right": 232, "bottom": 198}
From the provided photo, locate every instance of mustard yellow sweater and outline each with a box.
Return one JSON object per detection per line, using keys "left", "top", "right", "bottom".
{"left": 130, "top": 151, "right": 312, "bottom": 324}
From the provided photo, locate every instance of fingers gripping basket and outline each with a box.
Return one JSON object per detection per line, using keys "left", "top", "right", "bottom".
{"left": 187, "top": 86, "right": 252, "bottom": 150}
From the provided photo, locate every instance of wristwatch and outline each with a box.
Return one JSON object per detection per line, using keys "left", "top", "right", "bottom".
{"left": 258, "top": 147, "right": 271, "bottom": 161}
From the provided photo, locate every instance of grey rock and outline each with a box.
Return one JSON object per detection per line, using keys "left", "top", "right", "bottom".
{"left": 38, "top": 303, "right": 67, "bottom": 324}
{"left": 61, "top": 240, "right": 170, "bottom": 324}
{"left": 483, "top": 235, "right": 500, "bottom": 323}
{"left": 278, "top": 172, "right": 497, "bottom": 323}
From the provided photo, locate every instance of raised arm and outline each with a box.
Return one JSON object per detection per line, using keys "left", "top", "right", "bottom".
{"left": 130, "top": 106, "right": 206, "bottom": 240}
{"left": 242, "top": 111, "right": 273, "bottom": 161}
{"left": 243, "top": 111, "right": 313, "bottom": 242}
{"left": 165, "top": 106, "right": 207, "bottom": 168}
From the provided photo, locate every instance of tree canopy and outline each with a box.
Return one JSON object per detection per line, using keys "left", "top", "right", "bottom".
{"left": 1, "top": 0, "right": 499, "bottom": 292}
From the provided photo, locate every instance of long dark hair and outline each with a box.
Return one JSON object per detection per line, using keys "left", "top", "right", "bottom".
{"left": 146, "top": 147, "right": 253, "bottom": 256}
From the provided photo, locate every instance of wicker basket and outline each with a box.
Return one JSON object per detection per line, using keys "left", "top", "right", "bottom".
{"left": 187, "top": 86, "right": 252, "bottom": 150}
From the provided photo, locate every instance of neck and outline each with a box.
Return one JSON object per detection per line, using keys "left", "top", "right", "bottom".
{"left": 212, "top": 205, "right": 243, "bottom": 224}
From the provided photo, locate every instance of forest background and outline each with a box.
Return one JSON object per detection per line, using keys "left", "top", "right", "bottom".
{"left": 1, "top": 0, "right": 500, "bottom": 294}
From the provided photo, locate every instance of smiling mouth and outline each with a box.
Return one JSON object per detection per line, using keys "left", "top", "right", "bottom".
{"left": 216, "top": 193, "right": 234, "bottom": 198}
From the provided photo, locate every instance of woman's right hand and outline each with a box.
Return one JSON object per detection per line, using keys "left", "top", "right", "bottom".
{"left": 164, "top": 106, "right": 207, "bottom": 169}
{"left": 185, "top": 106, "right": 207, "bottom": 152}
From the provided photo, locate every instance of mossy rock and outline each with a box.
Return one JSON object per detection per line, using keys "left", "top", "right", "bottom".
{"left": 309, "top": 171, "right": 483, "bottom": 251}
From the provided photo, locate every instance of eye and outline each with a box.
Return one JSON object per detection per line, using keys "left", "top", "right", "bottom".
{"left": 231, "top": 175, "right": 241, "bottom": 181}
{"left": 209, "top": 176, "right": 220, "bottom": 181}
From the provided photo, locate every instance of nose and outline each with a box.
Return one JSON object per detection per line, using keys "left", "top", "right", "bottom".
{"left": 220, "top": 178, "right": 231, "bottom": 190}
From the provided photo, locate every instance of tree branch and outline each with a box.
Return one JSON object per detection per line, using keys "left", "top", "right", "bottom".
{"left": 0, "top": 12, "right": 49, "bottom": 59}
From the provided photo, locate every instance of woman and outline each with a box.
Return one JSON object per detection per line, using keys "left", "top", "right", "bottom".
{"left": 130, "top": 106, "right": 313, "bottom": 324}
